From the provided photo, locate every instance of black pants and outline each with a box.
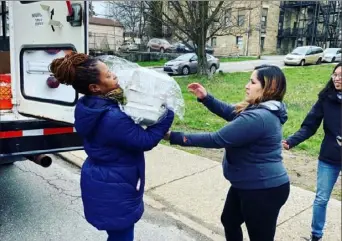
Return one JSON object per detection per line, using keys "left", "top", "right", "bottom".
{"left": 221, "top": 182, "right": 290, "bottom": 241}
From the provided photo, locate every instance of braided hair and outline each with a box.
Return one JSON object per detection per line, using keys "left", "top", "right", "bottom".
{"left": 49, "top": 52, "right": 100, "bottom": 95}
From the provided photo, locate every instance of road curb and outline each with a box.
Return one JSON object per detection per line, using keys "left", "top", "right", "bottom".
{"left": 56, "top": 153, "right": 84, "bottom": 168}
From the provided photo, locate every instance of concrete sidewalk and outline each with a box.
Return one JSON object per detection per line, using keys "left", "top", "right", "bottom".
{"left": 59, "top": 145, "right": 341, "bottom": 241}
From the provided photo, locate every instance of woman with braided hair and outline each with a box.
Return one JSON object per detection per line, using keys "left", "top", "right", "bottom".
{"left": 50, "top": 52, "right": 174, "bottom": 241}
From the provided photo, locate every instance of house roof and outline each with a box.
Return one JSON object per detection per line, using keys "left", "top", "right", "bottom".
{"left": 89, "top": 17, "right": 123, "bottom": 28}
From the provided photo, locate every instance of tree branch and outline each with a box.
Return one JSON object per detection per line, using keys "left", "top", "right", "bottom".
{"left": 205, "top": 1, "right": 224, "bottom": 26}
{"left": 144, "top": 1, "right": 195, "bottom": 40}
{"left": 169, "top": 1, "right": 192, "bottom": 29}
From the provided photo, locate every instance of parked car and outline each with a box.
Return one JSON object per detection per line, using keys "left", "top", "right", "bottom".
{"left": 172, "top": 42, "right": 192, "bottom": 53}
{"left": 118, "top": 42, "right": 139, "bottom": 52}
{"left": 186, "top": 41, "right": 214, "bottom": 54}
{"left": 146, "top": 38, "right": 174, "bottom": 53}
{"left": 163, "top": 53, "right": 220, "bottom": 75}
{"left": 284, "top": 46, "right": 324, "bottom": 66}
{"left": 323, "top": 48, "right": 341, "bottom": 63}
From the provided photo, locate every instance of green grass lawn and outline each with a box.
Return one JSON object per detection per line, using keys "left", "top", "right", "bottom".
{"left": 219, "top": 56, "right": 258, "bottom": 62}
{"left": 136, "top": 56, "right": 257, "bottom": 67}
{"left": 137, "top": 60, "right": 167, "bottom": 67}
{"left": 169, "top": 64, "right": 336, "bottom": 157}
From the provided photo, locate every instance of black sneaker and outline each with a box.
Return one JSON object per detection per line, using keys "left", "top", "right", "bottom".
{"left": 311, "top": 236, "right": 321, "bottom": 241}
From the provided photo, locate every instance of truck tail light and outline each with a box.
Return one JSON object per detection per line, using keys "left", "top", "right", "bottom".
{"left": 0, "top": 74, "right": 13, "bottom": 110}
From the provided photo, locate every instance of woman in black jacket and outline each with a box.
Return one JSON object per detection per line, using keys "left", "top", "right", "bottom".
{"left": 283, "top": 63, "right": 342, "bottom": 241}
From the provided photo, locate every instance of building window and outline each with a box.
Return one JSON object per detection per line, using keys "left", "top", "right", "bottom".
{"left": 261, "top": 37, "right": 265, "bottom": 50}
{"left": 236, "top": 36, "right": 243, "bottom": 50}
{"left": 211, "top": 37, "right": 217, "bottom": 47}
{"left": 261, "top": 8, "right": 268, "bottom": 33}
{"left": 277, "top": 39, "right": 281, "bottom": 49}
{"left": 168, "top": 1, "right": 173, "bottom": 9}
{"left": 224, "top": 9, "right": 232, "bottom": 27}
{"left": 237, "top": 10, "right": 245, "bottom": 27}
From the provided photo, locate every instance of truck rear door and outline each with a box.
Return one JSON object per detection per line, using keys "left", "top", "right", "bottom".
{"left": 9, "top": 1, "right": 88, "bottom": 124}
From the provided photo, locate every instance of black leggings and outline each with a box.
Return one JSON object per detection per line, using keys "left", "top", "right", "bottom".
{"left": 221, "top": 182, "right": 290, "bottom": 241}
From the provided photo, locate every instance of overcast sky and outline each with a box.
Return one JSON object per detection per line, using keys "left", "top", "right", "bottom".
{"left": 92, "top": 1, "right": 106, "bottom": 16}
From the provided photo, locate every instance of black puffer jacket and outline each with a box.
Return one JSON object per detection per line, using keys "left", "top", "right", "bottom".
{"left": 286, "top": 91, "right": 341, "bottom": 166}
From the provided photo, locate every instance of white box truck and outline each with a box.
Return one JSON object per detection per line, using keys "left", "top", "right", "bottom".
{"left": 0, "top": 1, "right": 88, "bottom": 166}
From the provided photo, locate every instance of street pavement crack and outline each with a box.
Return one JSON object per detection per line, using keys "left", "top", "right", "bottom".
{"left": 146, "top": 164, "right": 220, "bottom": 192}
{"left": 15, "top": 165, "right": 81, "bottom": 201}
{"left": 276, "top": 204, "right": 313, "bottom": 227}
{"left": 146, "top": 191, "right": 224, "bottom": 237}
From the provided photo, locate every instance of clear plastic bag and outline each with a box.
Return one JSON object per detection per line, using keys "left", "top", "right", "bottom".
{"left": 96, "top": 55, "right": 185, "bottom": 126}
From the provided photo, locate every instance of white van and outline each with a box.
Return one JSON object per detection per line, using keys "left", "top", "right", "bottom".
{"left": 0, "top": 1, "right": 88, "bottom": 166}
{"left": 284, "top": 46, "right": 324, "bottom": 66}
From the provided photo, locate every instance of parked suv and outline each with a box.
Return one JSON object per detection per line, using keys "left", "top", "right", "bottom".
{"left": 284, "top": 46, "right": 324, "bottom": 66}
{"left": 146, "top": 38, "right": 173, "bottom": 53}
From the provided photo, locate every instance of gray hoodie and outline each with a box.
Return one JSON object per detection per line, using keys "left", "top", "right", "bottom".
{"left": 170, "top": 94, "right": 289, "bottom": 189}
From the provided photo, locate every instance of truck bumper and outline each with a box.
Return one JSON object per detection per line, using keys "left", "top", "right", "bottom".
{"left": 0, "top": 119, "right": 83, "bottom": 159}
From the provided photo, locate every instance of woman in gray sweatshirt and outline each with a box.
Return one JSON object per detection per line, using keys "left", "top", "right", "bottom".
{"left": 165, "top": 65, "right": 290, "bottom": 241}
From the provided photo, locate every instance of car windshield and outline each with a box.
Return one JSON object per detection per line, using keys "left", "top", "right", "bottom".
{"left": 175, "top": 54, "right": 195, "bottom": 61}
{"left": 324, "top": 48, "right": 339, "bottom": 54}
{"left": 291, "top": 47, "right": 308, "bottom": 55}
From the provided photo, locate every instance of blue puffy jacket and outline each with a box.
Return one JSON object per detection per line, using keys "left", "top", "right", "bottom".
{"left": 74, "top": 96, "right": 174, "bottom": 231}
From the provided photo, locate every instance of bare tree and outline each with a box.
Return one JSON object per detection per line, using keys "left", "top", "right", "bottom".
{"left": 147, "top": 1, "right": 163, "bottom": 38}
{"left": 106, "top": 1, "right": 148, "bottom": 42}
{"left": 89, "top": 1, "right": 95, "bottom": 17}
{"left": 145, "top": 1, "right": 251, "bottom": 76}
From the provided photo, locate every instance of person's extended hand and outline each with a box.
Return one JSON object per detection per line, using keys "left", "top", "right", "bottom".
{"left": 282, "top": 140, "right": 290, "bottom": 150}
{"left": 164, "top": 131, "right": 171, "bottom": 141}
{"left": 187, "top": 83, "right": 208, "bottom": 100}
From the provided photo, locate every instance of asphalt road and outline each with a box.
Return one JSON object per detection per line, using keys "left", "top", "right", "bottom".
{"left": 154, "top": 56, "right": 335, "bottom": 76}
{"left": 153, "top": 55, "right": 286, "bottom": 75}
{"left": 0, "top": 156, "right": 211, "bottom": 241}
